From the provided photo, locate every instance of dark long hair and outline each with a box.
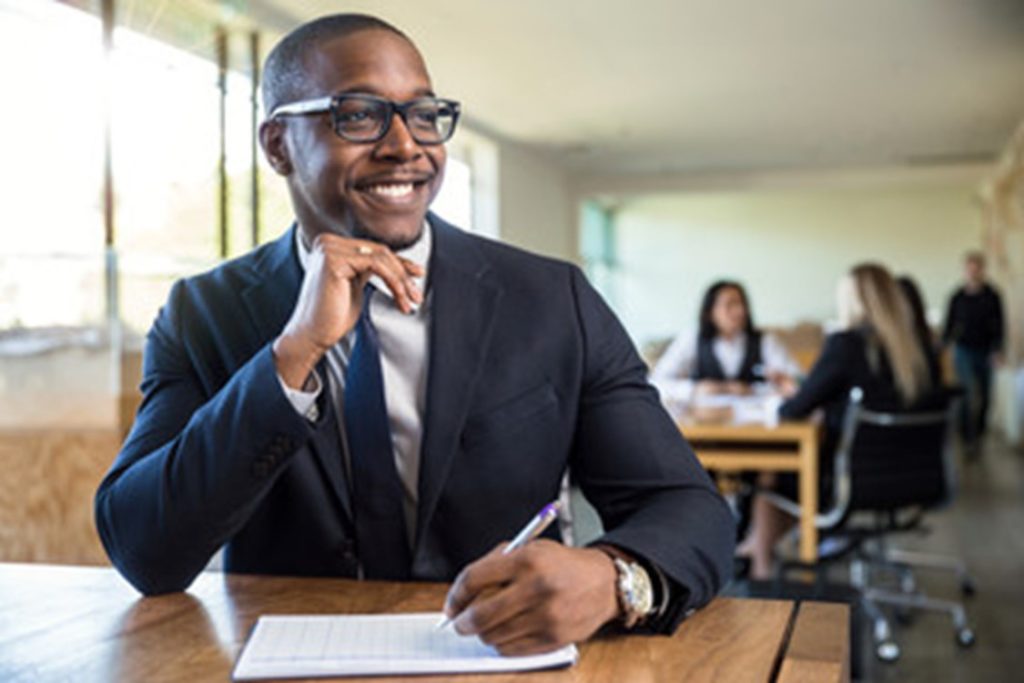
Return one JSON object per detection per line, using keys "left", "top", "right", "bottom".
{"left": 897, "top": 274, "right": 941, "bottom": 382}
{"left": 697, "top": 280, "right": 756, "bottom": 341}
{"left": 896, "top": 276, "right": 932, "bottom": 350}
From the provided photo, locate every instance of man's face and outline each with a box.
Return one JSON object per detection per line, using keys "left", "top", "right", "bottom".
{"left": 965, "top": 258, "right": 984, "bottom": 285}
{"left": 273, "top": 30, "right": 446, "bottom": 249}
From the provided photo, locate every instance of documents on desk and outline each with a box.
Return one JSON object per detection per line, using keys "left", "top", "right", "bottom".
{"left": 233, "top": 612, "right": 578, "bottom": 680}
{"left": 654, "top": 378, "right": 783, "bottom": 426}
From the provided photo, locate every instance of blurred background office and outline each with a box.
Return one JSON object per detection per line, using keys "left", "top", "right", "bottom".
{"left": 1, "top": 1, "right": 1022, "bottom": 681}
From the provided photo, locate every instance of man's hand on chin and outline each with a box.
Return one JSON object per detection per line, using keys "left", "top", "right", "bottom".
{"left": 441, "top": 540, "right": 621, "bottom": 656}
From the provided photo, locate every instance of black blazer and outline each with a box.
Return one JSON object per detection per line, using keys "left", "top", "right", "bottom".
{"left": 780, "top": 328, "right": 940, "bottom": 457}
{"left": 95, "top": 215, "right": 734, "bottom": 634}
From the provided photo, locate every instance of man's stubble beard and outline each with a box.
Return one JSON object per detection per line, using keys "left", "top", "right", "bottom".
{"left": 351, "top": 218, "right": 425, "bottom": 252}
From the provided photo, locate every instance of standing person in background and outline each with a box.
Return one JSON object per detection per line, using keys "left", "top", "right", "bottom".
{"left": 943, "top": 252, "right": 1004, "bottom": 456}
{"left": 652, "top": 280, "right": 800, "bottom": 395}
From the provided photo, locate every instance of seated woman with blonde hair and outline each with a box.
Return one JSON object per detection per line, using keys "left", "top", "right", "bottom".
{"left": 652, "top": 280, "right": 800, "bottom": 396}
{"left": 740, "top": 263, "right": 941, "bottom": 578}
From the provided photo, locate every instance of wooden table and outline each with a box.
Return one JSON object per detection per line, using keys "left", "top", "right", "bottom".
{"left": 0, "top": 563, "right": 847, "bottom": 682}
{"left": 681, "top": 420, "right": 820, "bottom": 563}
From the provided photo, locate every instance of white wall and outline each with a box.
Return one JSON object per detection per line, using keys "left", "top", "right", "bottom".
{"left": 608, "top": 182, "right": 982, "bottom": 345}
{"left": 496, "top": 142, "right": 575, "bottom": 262}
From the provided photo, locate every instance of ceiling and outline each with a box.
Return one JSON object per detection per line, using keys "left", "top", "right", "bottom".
{"left": 242, "top": 0, "right": 1024, "bottom": 175}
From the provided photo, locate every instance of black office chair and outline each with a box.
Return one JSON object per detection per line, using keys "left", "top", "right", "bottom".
{"left": 764, "top": 387, "right": 976, "bottom": 663}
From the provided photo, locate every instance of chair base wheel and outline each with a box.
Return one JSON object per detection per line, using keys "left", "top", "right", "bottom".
{"left": 956, "top": 628, "right": 976, "bottom": 648}
{"left": 876, "top": 641, "right": 901, "bottom": 662}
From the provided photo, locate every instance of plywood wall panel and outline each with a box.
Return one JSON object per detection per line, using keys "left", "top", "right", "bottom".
{"left": 0, "top": 430, "right": 118, "bottom": 565}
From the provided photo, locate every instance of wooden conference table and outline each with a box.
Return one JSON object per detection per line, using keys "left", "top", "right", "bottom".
{"left": 0, "top": 563, "right": 848, "bottom": 682}
{"left": 681, "top": 418, "right": 820, "bottom": 563}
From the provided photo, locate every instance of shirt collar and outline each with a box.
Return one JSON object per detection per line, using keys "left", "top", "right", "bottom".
{"left": 293, "top": 222, "right": 432, "bottom": 302}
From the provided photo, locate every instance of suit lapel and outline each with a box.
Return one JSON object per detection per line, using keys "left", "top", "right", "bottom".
{"left": 239, "top": 226, "right": 302, "bottom": 345}
{"left": 240, "top": 226, "right": 353, "bottom": 522}
{"left": 415, "top": 216, "right": 503, "bottom": 553}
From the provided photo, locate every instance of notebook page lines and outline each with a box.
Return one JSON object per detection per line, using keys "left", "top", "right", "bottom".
{"left": 246, "top": 613, "right": 497, "bottom": 664}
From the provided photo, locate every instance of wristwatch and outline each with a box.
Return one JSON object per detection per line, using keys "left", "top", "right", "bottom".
{"left": 611, "top": 557, "right": 655, "bottom": 629}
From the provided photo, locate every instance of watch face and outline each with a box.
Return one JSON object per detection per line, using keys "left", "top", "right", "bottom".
{"left": 632, "top": 563, "right": 655, "bottom": 615}
{"left": 615, "top": 558, "right": 655, "bottom": 624}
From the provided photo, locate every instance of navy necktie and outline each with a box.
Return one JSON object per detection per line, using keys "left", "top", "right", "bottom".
{"left": 344, "top": 286, "right": 412, "bottom": 579}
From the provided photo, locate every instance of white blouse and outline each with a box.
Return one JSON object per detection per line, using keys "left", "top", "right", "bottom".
{"left": 650, "top": 330, "right": 800, "bottom": 381}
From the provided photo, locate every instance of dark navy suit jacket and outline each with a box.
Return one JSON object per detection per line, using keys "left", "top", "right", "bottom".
{"left": 95, "top": 215, "right": 734, "bottom": 633}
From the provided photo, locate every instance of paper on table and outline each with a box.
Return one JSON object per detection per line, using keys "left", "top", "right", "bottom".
{"left": 232, "top": 612, "right": 579, "bottom": 680}
{"left": 690, "top": 390, "right": 783, "bottom": 426}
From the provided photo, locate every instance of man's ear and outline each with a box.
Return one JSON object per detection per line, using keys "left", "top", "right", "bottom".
{"left": 258, "top": 120, "right": 293, "bottom": 175}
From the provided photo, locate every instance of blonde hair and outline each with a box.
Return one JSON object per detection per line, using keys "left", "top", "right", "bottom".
{"left": 837, "top": 263, "right": 931, "bottom": 404}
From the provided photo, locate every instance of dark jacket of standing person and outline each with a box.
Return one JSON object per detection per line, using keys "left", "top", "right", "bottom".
{"left": 942, "top": 284, "right": 1003, "bottom": 353}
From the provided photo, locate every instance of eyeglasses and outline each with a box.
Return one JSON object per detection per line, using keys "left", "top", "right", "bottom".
{"left": 269, "top": 93, "right": 461, "bottom": 145}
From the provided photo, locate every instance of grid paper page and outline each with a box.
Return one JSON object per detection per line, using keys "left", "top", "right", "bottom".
{"left": 233, "top": 612, "right": 578, "bottom": 680}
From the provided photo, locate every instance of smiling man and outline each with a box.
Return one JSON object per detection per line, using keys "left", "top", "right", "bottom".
{"left": 95, "top": 14, "right": 734, "bottom": 655}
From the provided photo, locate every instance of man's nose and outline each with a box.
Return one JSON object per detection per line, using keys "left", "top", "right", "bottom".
{"left": 374, "top": 112, "right": 422, "bottom": 161}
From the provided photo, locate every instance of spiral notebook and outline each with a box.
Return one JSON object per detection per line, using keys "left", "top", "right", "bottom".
{"left": 233, "top": 612, "right": 579, "bottom": 680}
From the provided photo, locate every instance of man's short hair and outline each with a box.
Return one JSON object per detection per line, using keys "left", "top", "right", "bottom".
{"left": 261, "top": 14, "right": 409, "bottom": 116}
{"left": 965, "top": 250, "right": 985, "bottom": 267}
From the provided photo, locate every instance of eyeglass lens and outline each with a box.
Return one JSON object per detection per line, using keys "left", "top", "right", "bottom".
{"left": 333, "top": 97, "right": 457, "bottom": 143}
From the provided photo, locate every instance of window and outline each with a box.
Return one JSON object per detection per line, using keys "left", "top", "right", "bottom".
{"left": 431, "top": 157, "right": 473, "bottom": 230}
{"left": 0, "top": 1, "right": 503, "bottom": 339}
{"left": 0, "top": 1, "right": 105, "bottom": 329}
{"left": 579, "top": 200, "right": 618, "bottom": 305}
{"left": 112, "top": 25, "right": 224, "bottom": 334}
{"left": 437, "top": 128, "right": 500, "bottom": 238}
{"left": 0, "top": 1, "right": 272, "bottom": 337}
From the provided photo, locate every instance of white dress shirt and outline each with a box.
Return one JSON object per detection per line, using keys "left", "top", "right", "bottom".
{"left": 277, "top": 225, "right": 432, "bottom": 547}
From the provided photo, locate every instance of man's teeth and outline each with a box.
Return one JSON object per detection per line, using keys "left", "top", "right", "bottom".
{"left": 366, "top": 183, "right": 415, "bottom": 197}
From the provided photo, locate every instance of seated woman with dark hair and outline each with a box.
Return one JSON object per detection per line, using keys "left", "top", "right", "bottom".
{"left": 652, "top": 280, "right": 800, "bottom": 395}
{"left": 740, "top": 263, "right": 942, "bottom": 578}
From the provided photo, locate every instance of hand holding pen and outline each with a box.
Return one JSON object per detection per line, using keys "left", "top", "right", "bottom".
{"left": 438, "top": 500, "right": 621, "bottom": 656}
{"left": 437, "top": 501, "right": 561, "bottom": 630}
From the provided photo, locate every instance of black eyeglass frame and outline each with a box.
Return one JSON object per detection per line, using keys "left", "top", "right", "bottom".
{"left": 268, "top": 93, "right": 461, "bottom": 145}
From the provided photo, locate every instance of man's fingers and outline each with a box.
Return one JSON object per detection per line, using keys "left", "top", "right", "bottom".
{"left": 400, "top": 256, "right": 426, "bottom": 278}
{"left": 493, "top": 632, "right": 565, "bottom": 658}
{"left": 464, "top": 545, "right": 570, "bottom": 642}
{"left": 472, "top": 604, "right": 544, "bottom": 647}
{"left": 451, "top": 578, "right": 532, "bottom": 637}
{"left": 444, "top": 543, "right": 511, "bottom": 618}
{"left": 318, "top": 239, "right": 422, "bottom": 313}
{"left": 365, "top": 255, "right": 419, "bottom": 313}
{"left": 348, "top": 247, "right": 418, "bottom": 313}
{"left": 399, "top": 257, "right": 426, "bottom": 305}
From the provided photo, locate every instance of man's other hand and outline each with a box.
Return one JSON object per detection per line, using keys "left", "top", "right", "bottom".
{"left": 442, "top": 540, "right": 621, "bottom": 655}
{"left": 273, "top": 233, "right": 424, "bottom": 389}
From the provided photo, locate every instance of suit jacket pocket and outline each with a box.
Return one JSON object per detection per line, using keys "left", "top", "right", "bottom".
{"left": 462, "top": 382, "right": 558, "bottom": 448}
